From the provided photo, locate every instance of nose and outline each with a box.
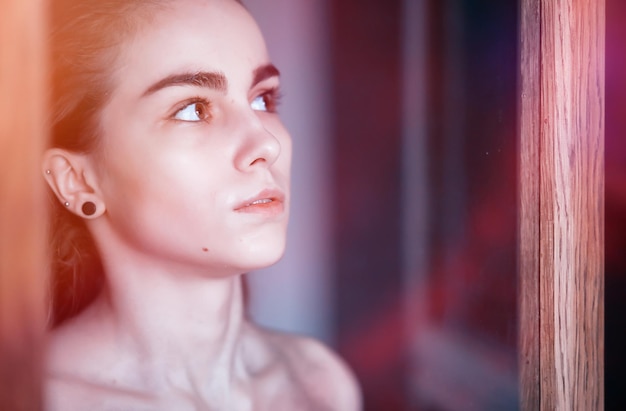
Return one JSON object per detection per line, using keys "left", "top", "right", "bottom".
{"left": 234, "top": 121, "right": 282, "bottom": 171}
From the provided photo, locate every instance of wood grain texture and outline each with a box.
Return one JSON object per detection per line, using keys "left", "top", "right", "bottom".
{"left": 520, "top": 0, "right": 605, "bottom": 409}
{"left": 541, "top": 0, "right": 605, "bottom": 409}
{"left": 0, "top": 0, "right": 48, "bottom": 409}
{"left": 518, "top": 0, "right": 541, "bottom": 409}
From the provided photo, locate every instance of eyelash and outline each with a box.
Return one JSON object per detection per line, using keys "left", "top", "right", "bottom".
{"left": 169, "top": 87, "right": 283, "bottom": 123}
{"left": 257, "top": 87, "right": 283, "bottom": 113}
{"left": 171, "top": 97, "right": 212, "bottom": 123}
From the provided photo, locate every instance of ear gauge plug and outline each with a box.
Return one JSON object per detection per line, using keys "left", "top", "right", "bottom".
{"left": 82, "top": 201, "right": 96, "bottom": 216}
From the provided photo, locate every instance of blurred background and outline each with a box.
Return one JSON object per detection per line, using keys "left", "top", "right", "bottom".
{"left": 246, "top": 0, "right": 518, "bottom": 409}
{"left": 248, "top": 0, "right": 626, "bottom": 411}
{"left": 605, "top": 0, "right": 626, "bottom": 410}
{"left": 244, "top": 0, "right": 624, "bottom": 410}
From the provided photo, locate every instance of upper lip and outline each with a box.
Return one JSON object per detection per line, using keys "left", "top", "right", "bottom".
{"left": 234, "top": 188, "right": 285, "bottom": 210}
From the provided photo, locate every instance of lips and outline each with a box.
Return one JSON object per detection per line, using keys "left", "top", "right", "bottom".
{"left": 234, "top": 188, "right": 285, "bottom": 214}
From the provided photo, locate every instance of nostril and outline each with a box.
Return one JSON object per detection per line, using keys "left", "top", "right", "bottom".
{"left": 249, "top": 157, "right": 267, "bottom": 167}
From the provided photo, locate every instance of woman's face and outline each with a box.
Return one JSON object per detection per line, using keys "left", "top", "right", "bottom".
{"left": 92, "top": 0, "right": 291, "bottom": 275}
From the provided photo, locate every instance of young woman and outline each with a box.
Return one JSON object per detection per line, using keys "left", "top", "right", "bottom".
{"left": 42, "top": 0, "right": 360, "bottom": 409}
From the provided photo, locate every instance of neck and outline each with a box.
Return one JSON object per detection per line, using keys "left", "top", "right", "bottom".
{"left": 92, "top": 254, "right": 249, "bottom": 393}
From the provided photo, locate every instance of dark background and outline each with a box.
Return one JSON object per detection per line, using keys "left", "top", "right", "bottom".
{"left": 329, "top": 1, "right": 518, "bottom": 409}
{"left": 605, "top": 0, "right": 626, "bottom": 410}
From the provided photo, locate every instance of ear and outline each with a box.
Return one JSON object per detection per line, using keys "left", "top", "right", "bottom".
{"left": 42, "top": 148, "right": 106, "bottom": 219}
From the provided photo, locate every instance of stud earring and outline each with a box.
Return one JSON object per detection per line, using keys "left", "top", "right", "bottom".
{"left": 45, "top": 169, "right": 51, "bottom": 174}
{"left": 64, "top": 202, "right": 70, "bottom": 207}
{"left": 81, "top": 201, "right": 96, "bottom": 216}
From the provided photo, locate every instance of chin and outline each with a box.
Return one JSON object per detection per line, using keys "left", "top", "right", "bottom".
{"left": 236, "top": 235, "right": 287, "bottom": 272}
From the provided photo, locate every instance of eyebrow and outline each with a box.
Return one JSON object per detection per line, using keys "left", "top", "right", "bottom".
{"left": 141, "top": 63, "right": 280, "bottom": 98}
{"left": 251, "top": 64, "right": 281, "bottom": 88}
{"left": 142, "top": 71, "right": 228, "bottom": 97}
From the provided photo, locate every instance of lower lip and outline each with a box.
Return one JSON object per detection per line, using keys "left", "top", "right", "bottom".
{"left": 235, "top": 200, "right": 285, "bottom": 216}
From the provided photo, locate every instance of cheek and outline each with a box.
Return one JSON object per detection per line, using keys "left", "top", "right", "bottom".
{"left": 98, "top": 142, "right": 205, "bottom": 232}
{"left": 92, "top": 109, "right": 292, "bottom": 269}
{"left": 98, "top": 163, "right": 232, "bottom": 261}
{"left": 102, "top": 149, "right": 219, "bottom": 216}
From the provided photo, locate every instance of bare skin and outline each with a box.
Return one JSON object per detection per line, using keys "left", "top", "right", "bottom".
{"left": 46, "top": 280, "right": 359, "bottom": 410}
{"left": 43, "top": 0, "right": 360, "bottom": 409}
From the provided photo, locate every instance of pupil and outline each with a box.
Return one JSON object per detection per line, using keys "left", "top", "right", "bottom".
{"left": 195, "top": 103, "right": 204, "bottom": 118}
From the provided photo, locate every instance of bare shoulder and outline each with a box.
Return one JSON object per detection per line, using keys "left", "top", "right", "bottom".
{"left": 257, "top": 326, "right": 362, "bottom": 411}
{"left": 46, "top": 312, "right": 120, "bottom": 379}
{"left": 45, "top": 315, "right": 150, "bottom": 411}
{"left": 46, "top": 346, "right": 157, "bottom": 411}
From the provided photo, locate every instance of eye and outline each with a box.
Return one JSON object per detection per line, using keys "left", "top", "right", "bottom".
{"left": 173, "top": 100, "right": 211, "bottom": 122}
{"left": 250, "top": 88, "right": 282, "bottom": 113}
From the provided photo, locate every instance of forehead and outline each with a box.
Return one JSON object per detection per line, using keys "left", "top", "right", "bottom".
{"left": 113, "top": 0, "right": 270, "bottom": 94}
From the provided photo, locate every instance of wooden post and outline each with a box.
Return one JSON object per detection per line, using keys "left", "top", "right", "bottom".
{"left": 519, "top": 0, "right": 541, "bottom": 408}
{"left": 519, "top": 0, "right": 605, "bottom": 409}
{"left": 0, "top": 0, "right": 48, "bottom": 409}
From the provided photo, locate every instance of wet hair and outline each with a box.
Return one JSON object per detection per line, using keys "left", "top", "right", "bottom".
{"left": 47, "top": 0, "right": 169, "bottom": 326}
